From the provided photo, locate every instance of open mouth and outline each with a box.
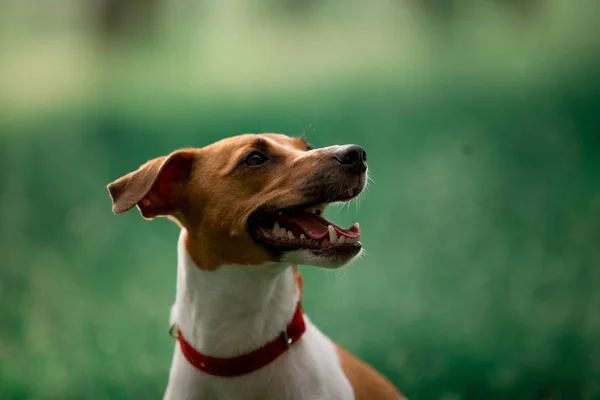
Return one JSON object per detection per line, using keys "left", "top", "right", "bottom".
{"left": 249, "top": 187, "right": 363, "bottom": 255}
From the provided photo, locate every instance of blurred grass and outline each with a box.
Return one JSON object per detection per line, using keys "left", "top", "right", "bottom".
{"left": 1, "top": 0, "right": 598, "bottom": 118}
{"left": 1, "top": 0, "right": 600, "bottom": 399}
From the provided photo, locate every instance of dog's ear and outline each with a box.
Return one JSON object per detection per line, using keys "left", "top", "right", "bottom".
{"left": 107, "top": 149, "right": 196, "bottom": 219}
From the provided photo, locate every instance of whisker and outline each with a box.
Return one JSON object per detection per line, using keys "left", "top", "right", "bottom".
{"left": 335, "top": 267, "right": 348, "bottom": 281}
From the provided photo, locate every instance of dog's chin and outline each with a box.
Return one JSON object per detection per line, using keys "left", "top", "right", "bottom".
{"left": 281, "top": 247, "right": 363, "bottom": 269}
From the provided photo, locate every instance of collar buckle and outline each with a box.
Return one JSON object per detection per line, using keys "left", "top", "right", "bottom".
{"left": 281, "top": 329, "right": 293, "bottom": 348}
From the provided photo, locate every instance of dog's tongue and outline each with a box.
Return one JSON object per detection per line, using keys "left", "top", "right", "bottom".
{"left": 275, "top": 212, "right": 360, "bottom": 240}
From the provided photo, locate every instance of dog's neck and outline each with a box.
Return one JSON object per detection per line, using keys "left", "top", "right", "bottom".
{"left": 171, "top": 229, "right": 300, "bottom": 358}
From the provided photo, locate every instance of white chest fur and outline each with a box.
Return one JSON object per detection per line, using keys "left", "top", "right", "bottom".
{"left": 163, "top": 230, "right": 354, "bottom": 400}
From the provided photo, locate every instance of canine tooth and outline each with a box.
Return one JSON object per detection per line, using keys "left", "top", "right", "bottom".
{"left": 275, "top": 226, "right": 286, "bottom": 237}
{"left": 328, "top": 225, "right": 338, "bottom": 243}
{"left": 300, "top": 234, "right": 306, "bottom": 240}
{"left": 353, "top": 222, "right": 360, "bottom": 229}
{"left": 287, "top": 230, "right": 295, "bottom": 239}
{"left": 274, "top": 222, "right": 281, "bottom": 233}
{"left": 338, "top": 236, "right": 346, "bottom": 244}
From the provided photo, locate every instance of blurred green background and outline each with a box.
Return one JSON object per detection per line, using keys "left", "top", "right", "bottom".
{"left": 1, "top": 0, "right": 600, "bottom": 399}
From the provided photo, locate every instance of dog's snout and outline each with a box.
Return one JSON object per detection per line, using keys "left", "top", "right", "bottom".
{"left": 334, "top": 145, "right": 367, "bottom": 173}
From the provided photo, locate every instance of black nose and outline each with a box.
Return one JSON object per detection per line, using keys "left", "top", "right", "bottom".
{"left": 334, "top": 145, "right": 367, "bottom": 173}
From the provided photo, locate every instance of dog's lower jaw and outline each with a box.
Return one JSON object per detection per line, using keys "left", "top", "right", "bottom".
{"left": 281, "top": 248, "right": 363, "bottom": 269}
{"left": 164, "top": 229, "right": 354, "bottom": 400}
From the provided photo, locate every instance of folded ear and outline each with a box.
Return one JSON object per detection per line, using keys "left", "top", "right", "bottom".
{"left": 107, "top": 149, "right": 196, "bottom": 219}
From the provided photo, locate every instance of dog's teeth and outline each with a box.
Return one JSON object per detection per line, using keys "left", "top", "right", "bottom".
{"left": 328, "top": 225, "right": 338, "bottom": 243}
{"left": 353, "top": 222, "right": 360, "bottom": 229}
{"left": 274, "top": 222, "right": 285, "bottom": 237}
{"left": 300, "top": 234, "right": 306, "bottom": 240}
{"left": 275, "top": 225, "right": 286, "bottom": 237}
{"left": 338, "top": 236, "right": 346, "bottom": 244}
{"left": 287, "top": 230, "right": 295, "bottom": 239}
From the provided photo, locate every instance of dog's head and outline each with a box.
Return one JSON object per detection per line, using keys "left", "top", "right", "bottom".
{"left": 107, "top": 134, "right": 368, "bottom": 270}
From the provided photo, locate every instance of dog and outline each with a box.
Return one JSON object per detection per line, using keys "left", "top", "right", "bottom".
{"left": 107, "top": 133, "right": 404, "bottom": 400}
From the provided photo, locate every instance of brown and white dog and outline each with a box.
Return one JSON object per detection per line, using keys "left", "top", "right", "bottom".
{"left": 107, "top": 133, "right": 404, "bottom": 400}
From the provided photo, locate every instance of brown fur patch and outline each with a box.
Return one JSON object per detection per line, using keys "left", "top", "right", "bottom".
{"left": 336, "top": 344, "right": 405, "bottom": 400}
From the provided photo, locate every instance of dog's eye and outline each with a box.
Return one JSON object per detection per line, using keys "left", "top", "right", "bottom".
{"left": 244, "top": 151, "right": 269, "bottom": 167}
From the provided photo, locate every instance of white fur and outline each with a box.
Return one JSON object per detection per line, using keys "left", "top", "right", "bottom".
{"left": 282, "top": 248, "right": 363, "bottom": 269}
{"left": 163, "top": 230, "right": 355, "bottom": 400}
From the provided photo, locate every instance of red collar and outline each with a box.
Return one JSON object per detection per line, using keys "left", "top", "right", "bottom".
{"left": 171, "top": 302, "right": 306, "bottom": 377}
